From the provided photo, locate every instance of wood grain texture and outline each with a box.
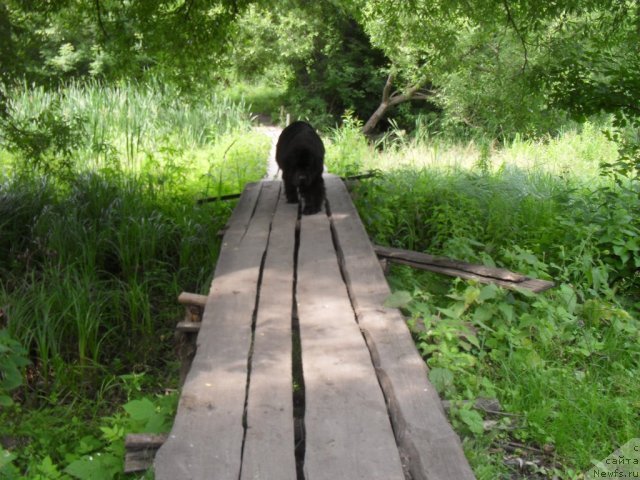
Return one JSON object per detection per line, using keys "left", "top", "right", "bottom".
{"left": 240, "top": 191, "right": 298, "bottom": 480}
{"left": 175, "top": 321, "right": 201, "bottom": 333}
{"left": 156, "top": 176, "right": 479, "bottom": 480}
{"left": 154, "top": 181, "right": 280, "bottom": 480}
{"left": 177, "top": 292, "right": 208, "bottom": 307}
{"left": 125, "top": 433, "right": 168, "bottom": 472}
{"left": 297, "top": 208, "right": 405, "bottom": 480}
{"left": 125, "top": 433, "right": 168, "bottom": 450}
{"left": 374, "top": 245, "right": 555, "bottom": 293}
{"left": 374, "top": 245, "right": 525, "bottom": 281}
{"left": 325, "top": 175, "right": 476, "bottom": 480}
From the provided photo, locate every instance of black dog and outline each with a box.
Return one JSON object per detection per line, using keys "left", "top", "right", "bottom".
{"left": 275, "top": 121, "right": 325, "bottom": 215}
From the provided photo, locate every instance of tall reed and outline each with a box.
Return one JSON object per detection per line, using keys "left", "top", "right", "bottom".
{"left": 0, "top": 81, "right": 269, "bottom": 396}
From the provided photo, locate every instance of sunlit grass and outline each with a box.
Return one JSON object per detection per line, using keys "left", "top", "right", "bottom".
{"left": 353, "top": 121, "right": 618, "bottom": 182}
{"left": 326, "top": 119, "right": 639, "bottom": 478}
{"left": 0, "top": 81, "right": 270, "bottom": 399}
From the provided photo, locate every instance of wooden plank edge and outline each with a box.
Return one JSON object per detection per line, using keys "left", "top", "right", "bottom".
{"left": 358, "top": 309, "right": 476, "bottom": 480}
{"left": 374, "top": 244, "right": 526, "bottom": 282}
{"left": 177, "top": 291, "right": 207, "bottom": 307}
{"left": 323, "top": 176, "right": 475, "bottom": 479}
{"left": 176, "top": 321, "right": 201, "bottom": 333}
{"left": 219, "top": 181, "right": 262, "bottom": 243}
{"left": 374, "top": 245, "right": 555, "bottom": 293}
{"left": 516, "top": 278, "right": 556, "bottom": 293}
{"left": 124, "top": 433, "right": 168, "bottom": 473}
{"left": 341, "top": 170, "right": 381, "bottom": 181}
{"left": 155, "top": 180, "right": 282, "bottom": 479}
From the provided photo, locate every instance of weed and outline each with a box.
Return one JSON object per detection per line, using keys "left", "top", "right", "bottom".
{"left": 0, "top": 81, "right": 269, "bottom": 477}
{"left": 349, "top": 124, "right": 639, "bottom": 477}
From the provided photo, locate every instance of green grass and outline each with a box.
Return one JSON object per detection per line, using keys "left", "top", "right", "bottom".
{"left": 220, "top": 78, "right": 289, "bottom": 125}
{"left": 2, "top": 78, "right": 638, "bottom": 479}
{"left": 327, "top": 119, "right": 640, "bottom": 479}
{"left": 0, "top": 80, "right": 270, "bottom": 477}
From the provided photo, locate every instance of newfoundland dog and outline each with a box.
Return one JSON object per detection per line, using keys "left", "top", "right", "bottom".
{"left": 275, "top": 121, "right": 325, "bottom": 215}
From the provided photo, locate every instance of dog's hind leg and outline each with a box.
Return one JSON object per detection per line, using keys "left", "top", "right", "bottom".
{"left": 283, "top": 171, "right": 299, "bottom": 203}
{"left": 301, "top": 177, "right": 325, "bottom": 215}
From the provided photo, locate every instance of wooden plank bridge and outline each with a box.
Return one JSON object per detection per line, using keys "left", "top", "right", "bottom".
{"left": 153, "top": 174, "right": 476, "bottom": 480}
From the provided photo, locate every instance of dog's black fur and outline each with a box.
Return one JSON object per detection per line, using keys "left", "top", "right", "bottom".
{"left": 275, "top": 121, "right": 325, "bottom": 215}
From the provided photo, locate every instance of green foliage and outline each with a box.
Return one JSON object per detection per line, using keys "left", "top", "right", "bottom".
{"left": 356, "top": 129, "right": 640, "bottom": 476}
{"left": 0, "top": 156, "right": 266, "bottom": 395}
{"left": 62, "top": 392, "right": 176, "bottom": 480}
{"left": 284, "top": 7, "right": 387, "bottom": 125}
{"left": 1, "top": 373, "right": 176, "bottom": 479}
{"left": 230, "top": 4, "right": 315, "bottom": 82}
{"left": 1, "top": 0, "right": 250, "bottom": 85}
{"left": 231, "top": 2, "right": 388, "bottom": 126}
{"left": 2, "top": 3, "right": 639, "bottom": 476}
{"left": 0, "top": 82, "right": 268, "bottom": 476}
{"left": 221, "top": 80, "right": 288, "bottom": 124}
{"left": 0, "top": 98, "right": 83, "bottom": 176}
{"left": 0, "top": 329, "right": 29, "bottom": 407}
{"left": 349, "top": 0, "right": 640, "bottom": 147}
{"left": 324, "top": 113, "right": 371, "bottom": 176}
{"left": 2, "top": 81, "right": 254, "bottom": 172}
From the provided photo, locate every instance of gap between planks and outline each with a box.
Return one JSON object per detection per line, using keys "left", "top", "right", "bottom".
{"left": 155, "top": 181, "right": 283, "bottom": 479}
{"left": 155, "top": 175, "right": 476, "bottom": 480}
{"left": 325, "top": 174, "right": 476, "bottom": 480}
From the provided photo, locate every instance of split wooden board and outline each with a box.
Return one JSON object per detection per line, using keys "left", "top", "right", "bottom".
{"left": 297, "top": 209, "right": 405, "bottom": 480}
{"left": 155, "top": 181, "right": 282, "bottom": 479}
{"left": 154, "top": 175, "right": 476, "bottom": 480}
{"left": 325, "top": 175, "right": 476, "bottom": 480}
{"left": 374, "top": 244, "right": 555, "bottom": 293}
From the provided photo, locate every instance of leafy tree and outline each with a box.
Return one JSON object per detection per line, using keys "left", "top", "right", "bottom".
{"left": 231, "top": 1, "right": 389, "bottom": 126}
{"left": 0, "top": 0, "right": 252, "bottom": 85}
{"left": 544, "top": 4, "right": 640, "bottom": 180}
{"left": 350, "top": 0, "right": 640, "bottom": 143}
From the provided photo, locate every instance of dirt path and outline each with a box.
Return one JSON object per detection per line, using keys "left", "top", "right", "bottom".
{"left": 254, "top": 124, "right": 283, "bottom": 180}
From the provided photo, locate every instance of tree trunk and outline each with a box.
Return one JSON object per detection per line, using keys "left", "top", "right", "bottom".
{"left": 362, "top": 101, "right": 391, "bottom": 135}
{"left": 362, "top": 73, "right": 432, "bottom": 135}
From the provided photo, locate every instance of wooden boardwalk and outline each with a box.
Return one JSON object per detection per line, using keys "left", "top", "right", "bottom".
{"left": 154, "top": 174, "right": 475, "bottom": 480}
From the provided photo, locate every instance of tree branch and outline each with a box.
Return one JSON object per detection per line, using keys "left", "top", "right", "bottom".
{"left": 502, "top": 0, "right": 528, "bottom": 72}
{"left": 382, "top": 73, "right": 395, "bottom": 103}
{"left": 363, "top": 75, "right": 433, "bottom": 134}
{"left": 95, "top": 0, "right": 109, "bottom": 39}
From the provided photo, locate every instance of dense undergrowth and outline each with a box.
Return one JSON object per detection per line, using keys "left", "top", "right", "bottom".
{"left": 0, "top": 80, "right": 638, "bottom": 479}
{"left": 0, "top": 82, "right": 269, "bottom": 479}
{"left": 329, "top": 120, "right": 640, "bottom": 478}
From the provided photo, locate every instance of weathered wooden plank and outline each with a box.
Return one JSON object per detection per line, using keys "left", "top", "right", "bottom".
{"left": 196, "top": 192, "right": 242, "bottom": 204}
{"left": 297, "top": 207, "right": 405, "bottom": 480}
{"left": 514, "top": 278, "right": 556, "bottom": 293}
{"left": 221, "top": 181, "right": 263, "bottom": 242}
{"left": 125, "top": 450, "right": 157, "bottom": 473}
{"left": 177, "top": 292, "right": 208, "bottom": 307}
{"left": 175, "top": 321, "right": 201, "bottom": 333}
{"left": 374, "top": 245, "right": 555, "bottom": 293}
{"left": 325, "top": 174, "right": 476, "bottom": 480}
{"left": 126, "top": 433, "right": 169, "bottom": 450}
{"left": 124, "top": 434, "right": 168, "bottom": 473}
{"left": 154, "top": 181, "right": 281, "bottom": 480}
{"left": 374, "top": 244, "right": 525, "bottom": 281}
{"left": 240, "top": 192, "right": 298, "bottom": 480}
